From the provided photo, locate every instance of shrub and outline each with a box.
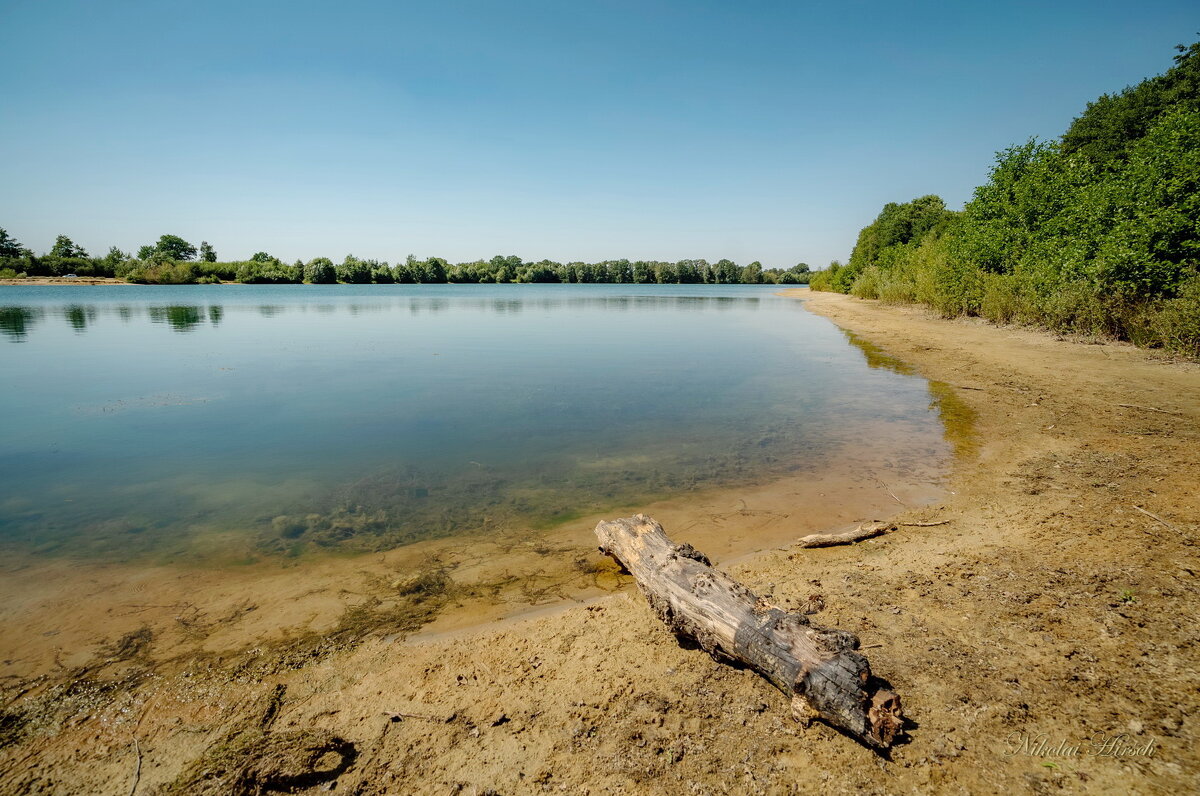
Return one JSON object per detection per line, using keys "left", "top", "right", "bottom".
{"left": 124, "top": 260, "right": 200, "bottom": 284}
{"left": 1148, "top": 272, "right": 1200, "bottom": 354}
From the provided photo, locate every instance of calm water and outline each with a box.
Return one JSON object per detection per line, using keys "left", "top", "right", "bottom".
{"left": 0, "top": 284, "right": 954, "bottom": 562}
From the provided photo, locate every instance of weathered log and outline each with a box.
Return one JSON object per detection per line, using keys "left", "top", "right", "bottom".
{"left": 595, "top": 514, "right": 903, "bottom": 748}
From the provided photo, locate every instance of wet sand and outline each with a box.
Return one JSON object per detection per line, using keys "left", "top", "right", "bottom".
{"left": 0, "top": 421, "right": 946, "bottom": 684}
{"left": 2, "top": 289, "right": 1198, "bottom": 794}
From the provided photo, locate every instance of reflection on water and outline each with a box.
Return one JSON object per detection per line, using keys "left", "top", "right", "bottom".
{"left": 148, "top": 305, "right": 204, "bottom": 332}
{"left": 0, "top": 307, "right": 41, "bottom": 340}
{"left": 65, "top": 305, "right": 94, "bottom": 332}
{"left": 0, "top": 284, "right": 963, "bottom": 564}
{"left": 841, "top": 330, "right": 979, "bottom": 458}
{"left": 4, "top": 293, "right": 762, "bottom": 340}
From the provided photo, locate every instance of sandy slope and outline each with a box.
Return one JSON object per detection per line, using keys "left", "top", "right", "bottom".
{"left": 3, "top": 290, "right": 1198, "bottom": 795}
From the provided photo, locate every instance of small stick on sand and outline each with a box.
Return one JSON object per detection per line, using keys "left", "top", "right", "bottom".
{"left": 874, "top": 478, "right": 903, "bottom": 505}
{"left": 1133, "top": 505, "right": 1176, "bottom": 531}
{"left": 796, "top": 518, "right": 952, "bottom": 548}
{"left": 383, "top": 711, "right": 441, "bottom": 722}
{"left": 796, "top": 521, "right": 893, "bottom": 548}
{"left": 127, "top": 737, "right": 141, "bottom": 796}
{"left": 1116, "top": 403, "right": 1181, "bottom": 416}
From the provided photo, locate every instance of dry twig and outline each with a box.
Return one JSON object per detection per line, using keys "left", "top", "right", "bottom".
{"left": 1116, "top": 403, "right": 1181, "bottom": 416}
{"left": 1133, "top": 505, "right": 1176, "bottom": 530}
{"left": 127, "top": 737, "right": 142, "bottom": 796}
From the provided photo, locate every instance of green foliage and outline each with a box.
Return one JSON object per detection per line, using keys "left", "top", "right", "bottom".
{"left": 2, "top": 229, "right": 798, "bottom": 289}
{"left": 807, "top": 262, "right": 838, "bottom": 292}
{"left": 101, "top": 246, "right": 129, "bottom": 271}
{"left": 824, "top": 39, "right": 1200, "bottom": 356}
{"left": 124, "top": 258, "right": 201, "bottom": 285}
{"left": 740, "top": 261, "right": 763, "bottom": 284}
{"left": 236, "top": 260, "right": 298, "bottom": 284}
{"left": 1062, "top": 40, "right": 1200, "bottom": 166}
{"left": 763, "top": 263, "right": 812, "bottom": 284}
{"left": 49, "top": 234, "right": 88, "bottom": 259}
{"left": 303, "top": 257, "right": 336, "bottom": 284}
{"left": 0, "top": 228, "right": 23, "bottom": 258}
{"left": 1148, "top": 271, "right": 1200, "bottom": 352}
{"left": 196, "top": 262, "right": 239, "bottom": 282}
{"left": 336, "top": 255, "right": 372, "bottom": 284}
{"left": 151, "top": 234, "right": 197, "bottom": 261}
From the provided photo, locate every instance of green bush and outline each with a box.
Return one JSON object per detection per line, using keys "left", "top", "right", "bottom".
{"left": 1148, "top": 272, "right": 1200, "bottom": 353}
{"left": 124, "top": 260, "right": 200, "bottom": 284}
{"left": 826, "top": 41, "right": 1199, "bottom": 356}
{"left": 235, "top": 261, "right": 299, "bottom": 283}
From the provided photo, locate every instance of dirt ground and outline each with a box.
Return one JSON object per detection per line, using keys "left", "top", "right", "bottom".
{"left": 2, "top": 289, "right": 1198, "bottom": 795}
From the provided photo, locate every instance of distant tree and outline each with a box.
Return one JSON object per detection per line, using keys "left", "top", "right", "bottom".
{"left": 371, "top": 263, "right": 395, "bottom": 283}
{"left": 303, "top": 257, "right": 336, "bottom": 284}
{"left": 608, "top": 259, "right": 633, "bottom": 283}
{"left": 235, "top": 260, "right": 297, "bottom": 284}
{"left": 489, "top": 254, "right": 522, "bottom": 283}
{"left": 250, "top": 251, "right": 276, "bottom": 263}
{"left": 137, "top": 245, "right": 156, "bottom": 260}
{"left": 49, "top": 234, "right": 88, "bottom": 259}
{"left": 153, "top": 234, "right": 197, "bottom": 261}
{"left": 393, "top": 256, "right": 417, "bottom": 283}
{"left": 336, "top": 254, "right": 372, "bottom": 283}
{"left": 740, "top": 261, "right": 763, "bottom": 284}
{"left": 712, "top": 259, "right": 739, "bottom": 284}
{"left": 0, "top": 228, "right": 25, "bottom": 258}
{"left": 199, "top": 241, "right": 217, "bottom": 262}
{"left": 421, "top": 256, "right": 448, "bottom": 283}
{"left": 100, "top": 246, "right": 129, "bottom": 273}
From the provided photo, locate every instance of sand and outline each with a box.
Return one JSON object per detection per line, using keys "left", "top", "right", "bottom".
{"left": 0, "top": 277, "right": 130, "bottom": 285}
{"left": 2, "top": 289, "right": 1198, "bottom": 794}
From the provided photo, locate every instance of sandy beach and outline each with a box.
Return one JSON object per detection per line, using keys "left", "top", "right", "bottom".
{"left": 2, "top": 289, "right": 1197, "bottom": 795}
{"left": 0, "top": 277, "right": 130, "bottom": 285}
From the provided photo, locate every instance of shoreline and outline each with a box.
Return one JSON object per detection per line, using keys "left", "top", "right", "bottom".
{"left": 2, "top": 291, "right": 1197, "bottom": 794}
{"left": 0, "top": 277, "right": 131, "bottom": 285}
{"left": 0, "top": 423, "right": 947, "bottom": 680}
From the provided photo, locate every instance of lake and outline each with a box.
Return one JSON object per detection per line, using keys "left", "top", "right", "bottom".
{"left": 0, "top": 284, "right": 962, "bottom": 567}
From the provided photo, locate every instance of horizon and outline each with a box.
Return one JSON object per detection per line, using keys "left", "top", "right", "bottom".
{"left": 1, "top": 1, "right": 1195, "bottom": 267}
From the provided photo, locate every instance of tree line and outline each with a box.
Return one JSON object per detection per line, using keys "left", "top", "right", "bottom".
{"left": 810, "top": 39, "right": 1200, "bottom": 356}
{"left": 0, "top": 231, "right": 812, "bottom": 286}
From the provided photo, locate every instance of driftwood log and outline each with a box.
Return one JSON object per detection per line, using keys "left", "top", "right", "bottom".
{"left": 796, "top": 520, "right": 893, "bottom": 548}
{"left": 797, "top": 518, "right": 953, "bottom": 548}
{"left": 596, "top": 514, "right": 903, "bottom": 748}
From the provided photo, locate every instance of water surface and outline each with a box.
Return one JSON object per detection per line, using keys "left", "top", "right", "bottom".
{"left": 1, "top": 284, "right": 954, "bottom": 562}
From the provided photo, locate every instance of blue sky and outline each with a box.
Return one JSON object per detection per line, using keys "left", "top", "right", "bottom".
{"left": 0, "top": 1, "right": 1195, "bottom": 268}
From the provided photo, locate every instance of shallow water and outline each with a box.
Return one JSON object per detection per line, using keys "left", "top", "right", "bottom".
{"left": 1, "top": 284, "right": 956, "bottom": 564}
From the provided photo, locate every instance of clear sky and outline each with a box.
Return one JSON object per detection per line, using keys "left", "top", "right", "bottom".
{"left": 0, "top": 1, "right": 1195, "bottom": 268}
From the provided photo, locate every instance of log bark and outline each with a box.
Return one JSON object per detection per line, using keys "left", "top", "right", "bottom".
{"left": 595, "top": 514, "right": 902, "bottom": 748}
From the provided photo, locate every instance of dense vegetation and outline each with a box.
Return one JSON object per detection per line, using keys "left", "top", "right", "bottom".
{"left": 811, "top": 40, "right": 1200, "bottom": 355}
{"left": 0, "top": 230, "right": 811, "bottom": 286}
